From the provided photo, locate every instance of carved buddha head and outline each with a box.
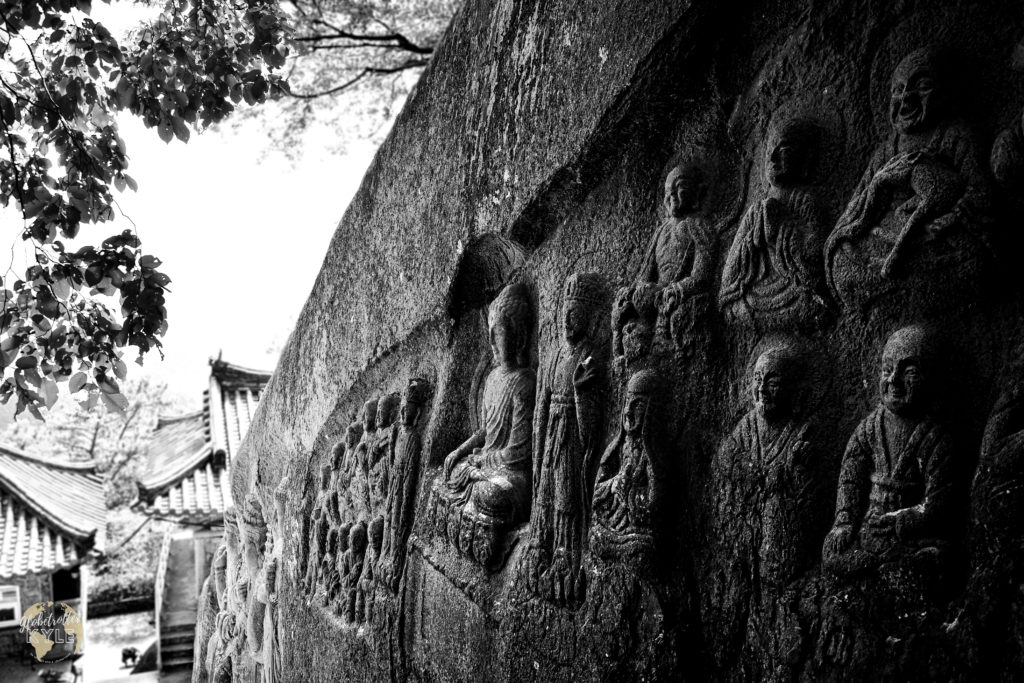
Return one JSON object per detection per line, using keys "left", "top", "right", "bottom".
{"left": 376, "top": 392, "right": 401, "bottom": 430}
{"left": 330, "top": 439, "right": 346, "bottom": 471}
{"left": 664, "top": 162, "right": 706, "bottom": 218}
{"left": 767, "top": 119, "right": 820, "bottom": 187}
{"left": 488, "top": 283, "right": 532, "bottom": 369}
{"left": 337, "top": 522, "right": 352, "bottom": 556}
{"left": 368, "top": 516, "right": 385, "bottom": 553}
{"left": 752, "top": 346, "right": 802, "bottom": 421}
{"left": 879, "top": 325, "right": 933, "bottom": 418}
{"left": 361, "top": 398, "right": 379, "bottom": 434}
{"left": 562, "top": 272, "right": 605, "bottom": 344}
{"left": 346, "top": 421, "right": 364, "bottom": 450}
{"left": 319, "top": 462, "right": 332, "bottom": 490}
{"left": 890, "top": 48, "right": 942, "bottom": 134}
{"left": 400, "top": 378, "right": 431, "bottom": 428}
{"left": 623, "top": 369, "right": 660, "bottom": 435}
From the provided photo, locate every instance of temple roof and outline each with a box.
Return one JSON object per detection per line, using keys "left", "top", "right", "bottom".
{"left": 0, "top": 446, "right": 105, "bottom": 578}
{"left": 134, "top": 358, "right": 271, "bottom": 525}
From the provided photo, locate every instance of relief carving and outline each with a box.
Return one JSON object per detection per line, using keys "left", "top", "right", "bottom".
{"left": 591, "top": 369, "right": 669, "bottom": 563}
{"left": 708, "top": 344, "right": 823, "bottom": 677}
{"left": 301, "top": 464, "right": 332, "bottom": 596}
{"left": 369, "top": 392, "right": 401, "bottom": 520}
{"left": 522, "top": 273, "right": 608, "bottom": 608}
{"left": 614, "top": 161, "right": 715, "bottom": 357}
{"left": 194, "top": 544, "right": 226, "bottom": 683}
{"left": 377, "top": 378, "right": 432, "bottom": 592}
{"left": 720, "top": 119, "right": 833, "bottom": 331}
{"left": 241, "top": 494, "right": 269, "bottom": 679}
{"left": 825, "top": 48, "right": 992, "bottom": 309}
{"left": 430, "top": 282, "right": 536, "bottom": 569}
{"left": 823, "top": 326, "right": 957, "bottom": 585}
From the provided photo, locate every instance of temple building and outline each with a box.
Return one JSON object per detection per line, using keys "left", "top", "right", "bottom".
{"left": 134, "top": 357, "right": 270, "bottom": 673}
{"left": 0, "top": 446, "right": 105, "bottom": 656}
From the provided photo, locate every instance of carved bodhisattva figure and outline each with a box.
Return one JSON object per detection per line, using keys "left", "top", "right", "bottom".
{"left": 433, "top": 282, "right": 536, "bottom": 568}
{"left": 523, "top": 273, "right": 608, "bottom": 607}
{"left": 241, "top": 495, "right": 269, "bottom": 681}
{"left": 614, "top": 161, "right": 714, "bottom": 355}
{"left": 720, "top": 120, "right": 832, "bottom": 331}
{"left": 825, "top": 48, "right": 991, "bottom": 307}
{"left": 591, "top": 369, "right": 669, "bottom": 563}
{"left": 377, "top": 378, "right": 431, "bottom": 592}
{"left": 823, "top": 326, "right": 957, "bottom": 584}
{"left": 209, "top": 510, "right": 243, "bottom": 683}
{"left": 336, "top": 421, "right": 364, "bottom": 523}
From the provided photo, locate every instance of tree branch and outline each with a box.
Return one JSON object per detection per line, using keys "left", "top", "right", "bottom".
{"left": 285, "top": 60, "right": 428, "bottom": 99}
{"left": 294, "top": 29, "right": 433, "bottom": 55}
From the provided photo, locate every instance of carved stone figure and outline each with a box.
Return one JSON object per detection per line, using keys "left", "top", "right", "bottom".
{"left": 209, "top": 509, "right": 243, "bottom": 683}
{"left": 523, "top": 272, "right": 608, "bottom": 607}
{"left": 720, "top": 119, "right": 832, "bottom": 330}
{"left": 194, "top": 544, "right": 226, "bottom": 683}
{"left": 336, "top": 421, "right": 364, "bottom": 522}
{"left": 432, "top": 282, "right": 536, "bottom": 568}
{"left": 612, "top": 283, "right": 658, "bottom": 374}
{"left": 710, "top": 345, "right": 823, "bottom": 678}
{"left": 825, "top": 48, "right": 991, "bottom": 306}
{"left": 259, "top": 478, "right": 291, "bottom": 683}
{"left": 377, "top": 378, "right": 431, "bottom": 592}
{"left": 369, "top": 392, "right": 401, "bottom": 517}
{"left": 341, "top": 522, "right": 368, "bottom": 624}
{"left": 614, "top": 161, "right": 714, "bottom": 352}
{"left": 241, "top": 495, "right": 269, "bottom": 680}
{"left": 327, "top": 523, "right": 351, "bottom": 616}
{"left": 591, "top": 369, "right": 669, "bottom": 562}
{"left": 301, "top": 463, "right": 332, "bottom": 594}
{"left": 823, "top": 326, "right": 957, "bottom": 581}
{"left": 350, "top": 398, "right": 379, "bottom": 522}
{"left": 356, "top": 516, "right": 384, "bottom": 624}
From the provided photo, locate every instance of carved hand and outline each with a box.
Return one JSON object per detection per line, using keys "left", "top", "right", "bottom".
{"left": 823, "top": 523, "right": 854, "bottom": 557}
{"left": 443, "top": 449, "right": 465, "bottom": 479}
{"left": 573, "top": 357, "right": 599, "bottom": 391}
{"left": 655, "top": 285, "right": 679, "bottom": 314}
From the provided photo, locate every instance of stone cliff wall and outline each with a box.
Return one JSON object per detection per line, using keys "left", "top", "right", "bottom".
{"left": 202, "top": 0, "right": 1024, "bottom": 680}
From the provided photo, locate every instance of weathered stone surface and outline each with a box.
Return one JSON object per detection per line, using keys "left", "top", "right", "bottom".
{"left": 207, "top": 0, "right": 1024, "bottom": 680}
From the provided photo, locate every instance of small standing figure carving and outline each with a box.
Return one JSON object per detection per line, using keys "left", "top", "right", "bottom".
{"left": 350, "top": 399, "right": 379, "bottom": 523}
{"left": 823, "top": 326, "right": 957, "bottom": 582}
{"left": 591, "top": 369, "right": 669, "bottom": 559}
{"left": 523, "top": 273, "right": 608, "bottom": 608}
{"left": 825, "top": 48, "right": 991, "bottom": 301}
{"left": 368, "top": 393, "right": 401, "bottom": 519}
{"left": 301, "top": 464, "right": 331, "bottom": 596}
{"left": 720, "top": 119, "right": 832, "bottom": 330}
{"left": 377, "top": 378, "right": 431, "bottom": 592}
{"left": 241, "top": 495, "right": 269, "bottom": 681}
{"left": 432, "top": 282, "right": 536, "bottom": 569}
{"left": 613, "top": 161, "right": 714, "bottom": 355}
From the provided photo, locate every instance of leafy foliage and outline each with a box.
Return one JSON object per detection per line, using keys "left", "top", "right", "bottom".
{"left": 0, "top": 0, "right": 289, "bottom": 416}
{"left": 1, "top": 0, "right": 456, "bottom": 417}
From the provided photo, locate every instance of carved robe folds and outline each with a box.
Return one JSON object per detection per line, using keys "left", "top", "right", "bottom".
{"left": 831, "top": 406, "right": 956, "bottom": 568}
{"left": 434, "top": 366, "right": 536, "bottom": 567}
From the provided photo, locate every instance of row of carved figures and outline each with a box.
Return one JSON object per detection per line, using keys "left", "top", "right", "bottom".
{"left": 299, "top": 378, "right": 431, "bottom": 626}
{"left": 615, "top": 44, "right": 1024, "bottom": 358}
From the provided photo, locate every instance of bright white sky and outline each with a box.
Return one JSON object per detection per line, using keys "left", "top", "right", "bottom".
{"left": 1, "top": 3, "right": 381, "bottom": 410}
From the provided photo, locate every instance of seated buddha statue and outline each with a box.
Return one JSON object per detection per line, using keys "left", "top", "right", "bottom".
{"left": 432, "top": 282, "right": 536, "bottom": 568}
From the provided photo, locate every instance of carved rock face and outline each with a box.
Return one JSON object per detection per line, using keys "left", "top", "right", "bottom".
{"left": 890, "top": 49, "right": 939, "bottom": 134}
{"left": 879, "top": 326, "right": 930, "bottom": 417}
{"left": 622, "top": 316, "right": 655, "bottom": 365}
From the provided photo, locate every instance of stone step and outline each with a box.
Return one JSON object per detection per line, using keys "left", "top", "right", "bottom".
{"left": 162, "top": 652, "right": 195, "bottom": 672}
{"left": 161, "top": 629, "right": 196, "bottom": 646}
{"left": 161, "top": 640, "right": 196, "bottom": 655}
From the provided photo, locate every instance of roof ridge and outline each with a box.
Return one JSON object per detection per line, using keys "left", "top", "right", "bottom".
{"left": 0, "top": 443, "right": 98, "bottom": 473}
{"left": 155, "top": 409, "right": 206, "bottom": 430}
